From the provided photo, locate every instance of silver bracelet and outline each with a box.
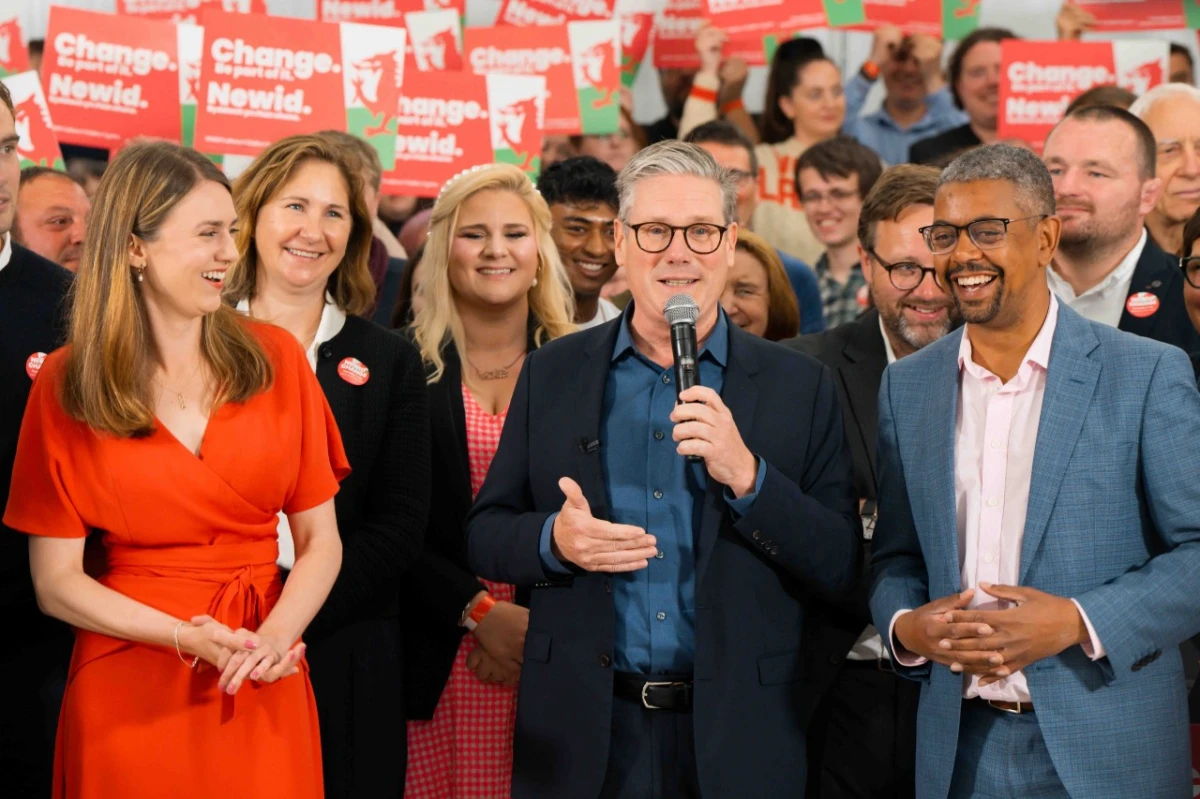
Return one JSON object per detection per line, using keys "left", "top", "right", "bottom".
{"left": 173, "top": 621, "right": 200, "bottom": 669}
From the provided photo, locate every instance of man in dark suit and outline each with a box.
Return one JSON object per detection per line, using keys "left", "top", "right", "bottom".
{"left": 466, "top": 141, "right": 861, "bottom": 799}
{"left": 0, "top": 81, "right": 75, "bottom": 798}
{"left": 1042, "top": 104, "right": 1200, "bottom": 354}
{"left": 787, "top": 164, "right": 960, "bottom": 798}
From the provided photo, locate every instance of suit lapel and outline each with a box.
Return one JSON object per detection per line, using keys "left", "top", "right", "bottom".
{"left": 839, "top": 311, "right": 888, "bottom": 497}
{"left": 697, "top": 327, "right": 759, "bottom": 583}
{"left": 430, "top": 348, "right": 474, "bottom": 513}
{"left": 1020, "top": 309, "right": 1100, "bottom": 583}
{"left": 573, "top": 323, "right": 622, "bottom": 521}
{"left": 1117, "top": 239, "right": 1171, "bottom": 340}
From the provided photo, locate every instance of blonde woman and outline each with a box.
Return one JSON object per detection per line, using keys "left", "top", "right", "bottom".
{"left": 3, "top": 142, "right": 347, "bottom": 798}
{"left": 403, "top": 163, "right": 573, "bottom": 798}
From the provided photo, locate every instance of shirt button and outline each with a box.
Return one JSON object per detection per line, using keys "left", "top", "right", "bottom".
{"left": 986, "top": 498, "right": 999, "bottom": 507}
{"left": 655, "top": 550, "right": 664, "bottom": 559}
{"left": 656, "top": 611, "right": 667, "bottom": 621}
{"left": 990, "top": 440, "right": 1002, "bottom": 449}
{"left": 984, "top": 553, "right": 995, "bottom": 564}
{"left": 654, "top": 430, "right": 665, "bottom": 441}
{"left": 599, "top": 654, "right": 612, "bottom": 667}
{"left": 653, "top": 489, "right": 663, "bottom": 500}
{"left": 662, "top": 373, "right": 671, "bottom": 384}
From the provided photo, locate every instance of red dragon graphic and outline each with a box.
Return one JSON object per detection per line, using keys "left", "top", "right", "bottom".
{"left": 497, "top": 96, "right": 540, "bottom": 172}
{"left": 352, "top": 50, "right": 403, "bottom": 138}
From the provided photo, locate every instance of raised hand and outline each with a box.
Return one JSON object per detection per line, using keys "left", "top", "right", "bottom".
{"left": 551, "top": 477, "right": 659, "bottom": 572}
{"left": 1055, "top": 1, "right": 1096, "bottom": 41}
{"left": 694, "top": 24, "right": 727, "bottom": 77}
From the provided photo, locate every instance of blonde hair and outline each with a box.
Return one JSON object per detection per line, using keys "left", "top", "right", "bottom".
{"left": 61, "top": 141, "right": 272, "bottom": 437}
{"left": 223, "top": 134, "right": 377, "bottom": 316}
{"left": 413, "top": 164, "right": 575, "bottom": 383}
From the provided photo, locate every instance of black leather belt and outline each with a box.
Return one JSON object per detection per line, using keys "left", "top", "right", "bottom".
{"left": 613, "top": 672, "right": 694, "bottom": 711}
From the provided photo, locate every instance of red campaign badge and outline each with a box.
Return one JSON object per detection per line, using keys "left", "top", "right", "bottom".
{"left": 1126, "top": 291, "right": 1160, "bottom": 318}
{"left": 856, "top": 283, "right": 870, "bottom": 308}
{"left": 26, "top": 352, "right": 47, "bottom": 380}
{"left": 337, "top": 357, "right": 370, "bottom": 386}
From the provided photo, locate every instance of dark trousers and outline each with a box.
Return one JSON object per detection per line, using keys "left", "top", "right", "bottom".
{"left": 805, "top": 661, "right": 920, "bottom": 799}
{"left": 599, "top": 694, "right": 701, "bottom": 799}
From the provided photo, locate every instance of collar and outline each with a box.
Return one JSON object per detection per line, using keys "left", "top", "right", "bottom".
{"left": 958, "top": 294, "right": 1059, "bottom": 378}
{"left": 612, "top": 301, "right": 729, "bottom": 368}
{"left": 814, "top": 253, "right": 829, "bottom": 276}
{"left": 235, "top": 292, "right": 348, "bottom": 367}
{"left": 0, "top": 232, "right": 11, "bottom": 274}
{"left": 1046, "top": 229, "right": 1146, "bottom": 302}
{"left": 865, "top": 104, "right": 940, "bottom": 135}
{"left": 878, "top": 315, "right": 898, "bottom": 365}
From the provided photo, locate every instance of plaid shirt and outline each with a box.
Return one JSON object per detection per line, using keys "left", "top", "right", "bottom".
{"left": 815, "top": 253, "right": 868, "bottom": 328}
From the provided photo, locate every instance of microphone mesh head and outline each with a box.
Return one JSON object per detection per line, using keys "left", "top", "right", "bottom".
{"left": 663, "top": 294, "right": 699, "bottom": 326}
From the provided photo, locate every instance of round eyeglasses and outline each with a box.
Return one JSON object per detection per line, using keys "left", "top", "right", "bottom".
{"left": 1180, "top": 256, "right": 1200, "bottom": 289}
{"left": 867, "top": 249, "right": 941, "bottom": 291}
{"left": 624, "top": 221, "right": 729, "bottom": 255}
{"left": 919, "top": 216, "right": 1047, "bottom": 255}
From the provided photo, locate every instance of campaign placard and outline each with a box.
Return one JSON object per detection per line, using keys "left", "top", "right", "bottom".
{"left": 998, "top": 39, "right": 1167, "bottom": 150}
{"left": 194, "top": 12, "right": 406, "bottom": 167}
{"left": 116, "top": 0, "right": 267, "bottom": 24}
{"left": 406, "top": 9, "right": 463, "bottom": 71}
{"left": 42, "top": 7, "right": 182, "bottom": 149}
{"left": 702, "top": 0, "right": 864, "bottom": 37}
{"left": 619, "top": 13, "right": 655, "bottom": 87}
{"left": 318, "top": 0, "right": 466, "bottom": 26}
{"left": 854, "top": 0, "right": 943, "bottom": 35}
{"left": 0, "top": 17, "right": 30, "bottom": 77}
{"left": 1, "top": 71, "right": 64, "bottom": 169}
{"left": 488, "top": 73, "right": 545, "bottom": 180}
{"left": 496, "top": 0, "right": 614, "bottom": 26}
{"left": 1074, "top": 1, "right": 1188, "bottom": 32}
{"left": 464, "top": 22, "right": 618, "bottom": 135}
{"left": 653, "top": 0, "right": 777, "bottom": 69}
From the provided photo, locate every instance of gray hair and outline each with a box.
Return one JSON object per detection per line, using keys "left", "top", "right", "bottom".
{"left": 616, "top": 140, "right": 738, "bottom": 225}
{"left": 1130, "top": 82, "right": 1200, "bottom": 122}
{"left": 939, "top": 144, "right": 1056, "bottom": 216}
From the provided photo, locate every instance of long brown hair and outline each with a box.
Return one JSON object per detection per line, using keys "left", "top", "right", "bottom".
{"left": 61, "top": 142, "right": 272, "bottom": 437}
{"left": 734, "top": 230, "right": 799, "bottom": 341}
{"left": 223, "top": 134, "right": 376, "bottom": 316}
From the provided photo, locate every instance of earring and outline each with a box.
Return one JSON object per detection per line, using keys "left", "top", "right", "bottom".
{"left": 133, "top": 267, "right": 144, "bottom": 283}
{"left": 531, "top": 276, "right": 538, "bottom": 287}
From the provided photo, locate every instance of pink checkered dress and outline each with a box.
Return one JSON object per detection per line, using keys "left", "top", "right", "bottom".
{"left": 404, "top": 385, "right": 518, "bottom": 799}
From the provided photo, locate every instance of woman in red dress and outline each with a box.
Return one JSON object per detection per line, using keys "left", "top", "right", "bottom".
{"left": 3, "top": 141, "right": 348, "bottom": 798}
{"left": 403, "top": 163, "right": 575, "bottom": 798}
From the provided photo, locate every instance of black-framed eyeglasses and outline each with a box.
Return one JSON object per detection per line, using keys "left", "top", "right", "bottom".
{"left": 624, "top": 221, "right": 729, "bottom": 254}
{"left": 1181, "top": 256, "right": 1200, "bottom": 289}
{"left": 867, "top": 249, "right": 941, "bottom": 291}
{"left": 919, "top": 215, "right": 1047, "bottom": 255}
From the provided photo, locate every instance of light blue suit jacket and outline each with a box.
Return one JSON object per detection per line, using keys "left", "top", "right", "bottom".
{"left": 869, "top": 303, "right": 1200, "bottom": 799}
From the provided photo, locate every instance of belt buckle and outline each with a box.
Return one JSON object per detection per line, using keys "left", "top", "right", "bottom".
{"left": 986, "top": 699, "right": 1024, "bottom": 715}
{"left": 640, "top": 680, "right": 679, "bottom": 710}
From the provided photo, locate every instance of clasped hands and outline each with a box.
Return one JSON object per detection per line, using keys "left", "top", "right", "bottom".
{"left": 465, "top": 594, "right": 528, "bottom": 688}
{"left": 551, "top": 386, "right": 756, "bottom": 573}
{"left": 177, "top": 615, "right": 306, "bottom": 696}
{"left": 894, "top": 584, "right": 1090, "bottom": 685}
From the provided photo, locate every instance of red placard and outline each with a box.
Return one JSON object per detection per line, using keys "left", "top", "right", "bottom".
{"left": 194, "top": 12, "right": 346, "bottom": 156}
{"left": 407, "top": 10, "right": 464, "bottom": 71}
{"left": 0, "top": 17, "right": 30, "bottom": 77}
{"left": 619, "top": 13, "right": 655, "bottom": 86}
{"left": 2, "top": 71, "right": 64, "bottom": 169}
{"left": 496, "top": 0, "right": 614, "bottom": 25}
{"left": 317, "top": 0, "right": 466, "bottom": 25}
{"left": 42, "top": 7, "right": 182, "bottom": 149}
{"left": 703, "top": 0, "right": 828, "bottom": 37}
{"left": 855, "top": 0, "right": 943, "bottom": 35}
{"left": 464, "top": 25, "right": 577, "bottom": 134}
{"left": 653, "top": 0, "right": 771, "bottom": 69}
{"left": 998, "top": 39, "right": 1167, "bottom": 150}
{"left": 1075, "top": 1, "right": 1186, "bottom": 32}
{"left": 116, "top": 0, "right": 267, "bottom": 24}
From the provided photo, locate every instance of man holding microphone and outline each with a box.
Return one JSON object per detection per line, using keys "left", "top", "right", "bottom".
{"left": 467, "top": 140, "right": 860, "bottom": 799}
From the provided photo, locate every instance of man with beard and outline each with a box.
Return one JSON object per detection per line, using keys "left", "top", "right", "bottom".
{"left": 538, "top": 156, "right": 622, "bottom": 329}
{"left": 871, "top": 144, "right": 1200, "bottom": 799}
{"left": 1042, "top": 105, "right": 1200, "bottom": 353}
{"left": 786, "top": 164, "right": 958, "bottom": 799}
{"left": 12, "top": 166, "right": 89, "bottom": 273}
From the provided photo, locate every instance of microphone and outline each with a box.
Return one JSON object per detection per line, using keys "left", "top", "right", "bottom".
{"left": 663, "top": 294, "right": 702, "bottom": 463}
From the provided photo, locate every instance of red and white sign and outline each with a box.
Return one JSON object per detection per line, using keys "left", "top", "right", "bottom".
{"left": 496, "top": 0, "right": 614, "bottom": 26}
{"left": 998, "top": 40, "right": 1168, "bottom": 151}
{"left": 653, "top": 0, "right": 770, "bottom": 69}
{"left": 855, "top": 0, "right": 943, "bottom": 36}
{"left": 1075, "top": 1, "right": 1186, "bottom": 32}
{"left": 318, "top": 0, "right": 465, "bottom": 25}
{"left": 42, "top": 8, "right": 182, "bottom": 149}
{"left": 2, "top": 71, "right": 64, "bottom": 169}
{"left": 116, "top": 0, "right": 267, "bottom": 24}
{"left": 702, "top": 0, "right": 828, "bottom": 37}
{"left": 0, "top": 17, "right": 30, "bottom": 77}
{"left": 407, "top": 9, "right": 463, "bottom": 71}
{"left": 464, "top": 25, "right": 578, "bottom": 134}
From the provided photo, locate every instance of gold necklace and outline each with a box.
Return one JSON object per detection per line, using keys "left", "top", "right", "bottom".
{"left": 154, "top": 362, "right": 203, "bottom": 411}
{"left": 465, "top": 350, "right": 526, "bottom": 380}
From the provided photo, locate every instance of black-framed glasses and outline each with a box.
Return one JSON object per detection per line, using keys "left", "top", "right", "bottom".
{"left": 867, "top": 249, "right": 941, "bottom": 291}
{"left": 624, "top": 221, "right": 729, "bottom": 254}
{"left": 919, "top": 215, "right": 1047, "bottom": 255}
{"left": 1181, "top": 256, "right": 1200, "bottom": 289}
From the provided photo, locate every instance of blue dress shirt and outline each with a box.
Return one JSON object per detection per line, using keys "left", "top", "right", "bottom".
{"left": 841, "top": 74, "right": 968, "bottom": 166}
{"left": 539, "top": 309, "right": 765, "bottom": 675}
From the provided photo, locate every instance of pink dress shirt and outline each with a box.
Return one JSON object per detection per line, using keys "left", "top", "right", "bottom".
{"left": 890, "top": 296, "right": 1105, "bottom": 702}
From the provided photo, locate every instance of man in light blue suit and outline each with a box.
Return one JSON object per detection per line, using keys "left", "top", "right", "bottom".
{"left": 870, "top": 144, "right": 1200, "bottom": 798}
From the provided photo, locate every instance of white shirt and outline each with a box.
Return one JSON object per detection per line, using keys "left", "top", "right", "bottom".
{"left": 1046, "top": 230, "right": 1145, "bottom": 328}
{"left": 236, "top": 295, "right": 347, "bottom": 569}
{"left": 0, "top": 232, "right": 11, "bottom": 274}
{"left": 576, "top": 297, "right": 621, "bottom": 330}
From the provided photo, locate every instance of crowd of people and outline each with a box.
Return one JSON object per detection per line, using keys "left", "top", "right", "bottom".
{"left": 5, "top": 2, "right": 1200, "bottom": 798}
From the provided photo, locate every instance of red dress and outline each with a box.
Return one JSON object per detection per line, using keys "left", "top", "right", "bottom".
{"left": 2, "top": 322, "right": 350, "bottom": 799}
{"left": 405, "top": 384, "right": 518, "bottom": 799}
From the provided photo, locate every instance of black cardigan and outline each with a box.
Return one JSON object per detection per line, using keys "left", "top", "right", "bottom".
{"left": 302, "top": 314, "right": 431, "bottom": 799}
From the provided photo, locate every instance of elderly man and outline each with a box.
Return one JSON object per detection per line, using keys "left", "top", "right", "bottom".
{"left": 12, "top": 166, "right": 89, "bottom": 272}
{"left": 467, "top": 140, "right": 860, "bottom": 799}
{"left": 1042, "top": 105, "right": 1200, "bottom": 353}
{"left": 870, "top": 144, "right": 1200, "bottom": 798}
{"left": 1131, "top": 83, "right": 1200, "bottom": 256}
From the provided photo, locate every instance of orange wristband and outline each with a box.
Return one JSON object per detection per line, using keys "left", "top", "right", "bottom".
{"left": 861, "top": 60, "right": 880, "bottom": 81}
{"left": 464, "top": 593, "right": 497, "bottom": 631}
{"left": 689, "top": 85, "right": 718, "bottom": 104}
{"left": 720, "top": 98, "right": 745, "bottom": 116}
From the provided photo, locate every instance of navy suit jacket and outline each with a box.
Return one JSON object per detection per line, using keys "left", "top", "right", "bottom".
{"left": 466, "top": 318, "right": 860, "bottom": 799}
{"left": 1117, "top": 237, "right": 1200, "bottom": 354}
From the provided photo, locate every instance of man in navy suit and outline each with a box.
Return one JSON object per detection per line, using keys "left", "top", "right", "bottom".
{"left": 870, "top": 144, "right": 1200, "bottom": 798}
{"left": 467, "top": 140, "right": 860, "bottom": 799}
